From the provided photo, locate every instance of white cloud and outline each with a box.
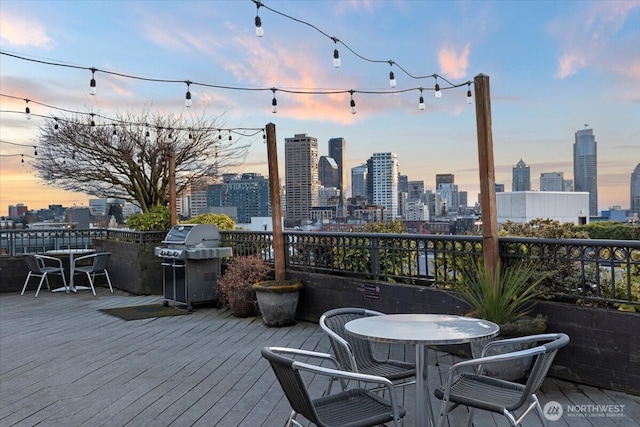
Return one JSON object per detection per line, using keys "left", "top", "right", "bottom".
{"left": 0, "top": 10, "right": 54, "bottom": 49}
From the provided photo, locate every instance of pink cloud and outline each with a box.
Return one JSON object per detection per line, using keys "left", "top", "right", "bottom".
{"left": 438, "top": 43, "right": 471, "bottom": 79}
{"left": 0, "top": 10, "right": 54, "bottom": 49}
{"left": 551, "top": 1, "right": 640, "bottom": 80}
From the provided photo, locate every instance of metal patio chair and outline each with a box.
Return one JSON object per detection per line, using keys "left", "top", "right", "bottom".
{"left": 72, "top": 252, "right": 113, "bottom": 296}
{"left": 21, "top": 254, "right": 68, "bottom": 297}
{"left": 434, "top": 333, "right": 570, "bottom": 427}
{"left": 261, "top": 346, "right": 406, "bottom": 427}
{"left": 319, "top": 307, "right": 415, "bottom": 386}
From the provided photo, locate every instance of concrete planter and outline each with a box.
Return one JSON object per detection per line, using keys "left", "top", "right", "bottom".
{"left": 253, "top": 280, "right": 303, "bottom": 327}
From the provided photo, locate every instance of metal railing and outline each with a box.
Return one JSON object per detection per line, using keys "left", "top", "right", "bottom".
{"left": 3, "top": 228, "right": 639, "bottom": 308}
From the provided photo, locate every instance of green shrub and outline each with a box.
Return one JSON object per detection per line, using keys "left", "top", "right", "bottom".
{"left": 126, "top": 206, "right": 170, "bottom": 231}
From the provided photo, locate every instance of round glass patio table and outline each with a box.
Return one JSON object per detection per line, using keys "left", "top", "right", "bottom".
{"left": 345, "top": 313, "right": 500, "bottom": 427}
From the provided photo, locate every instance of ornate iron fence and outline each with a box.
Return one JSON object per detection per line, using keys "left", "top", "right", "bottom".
{"left": 3, "top": 228, "right": 638, "bottom": 308}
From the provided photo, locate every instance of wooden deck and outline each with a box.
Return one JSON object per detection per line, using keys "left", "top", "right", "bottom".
{"left": 1, "top": 288, "right": 639, "bottom": 427}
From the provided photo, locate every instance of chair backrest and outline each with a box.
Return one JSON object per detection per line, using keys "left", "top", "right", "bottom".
{"left": 261, "top": 347, "right": 320, "bottom": 424}
{"left": 319, "top": 307, "right": 383, "bottom": 372}
{"left": 24, "top": 254, "right": 43, "bottom": 273}
{"left": 510, "top": 333, "right": 570, "bottom": 410}
{"left": 92, "top": 252, "right": 111, "bottom": 272}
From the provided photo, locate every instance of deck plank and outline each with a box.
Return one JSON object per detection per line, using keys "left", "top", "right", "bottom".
{"left": 1, "top": 289, "right": 639, "bottom": 427}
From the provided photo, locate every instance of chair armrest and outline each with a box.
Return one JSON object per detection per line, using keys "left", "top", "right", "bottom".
{"left": 268, "top": 347, "right": 340, "bottom": 369}
{"left": 440, "top": 344, "right": 546, "bottom": 394}
{"left": 35, "top": 254, "right": 64, "bottom": 268}
{"left": 480, "top": 333, "right": 560, "bottom": 357}
{"left": 73, "top": 253, "right": 97, "bottom": 265}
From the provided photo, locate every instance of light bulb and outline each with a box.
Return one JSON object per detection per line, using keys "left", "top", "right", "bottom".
{"left": 185, "top": 90, "right": 192, "bottom": 107}
{"left": 21, "top": 155, "right": 24, "bottom": 166}
{"left": 419, "top": 95, "right": 425, "bottom": 110}
{"left": 435, "top": 83, "right": 442, "bottom": 99}
{"left": 389, "top": 71, "right": 396, "bottom": 88}
{"left": 34, "top": 146, "right": 38, "bottom": 156}
{"left": 90, "top": 78, "right": 96, "bottom": 95}
{"left": 255, "top": 16, "right": 263, "bottom": 37}
{"left": 350, "top": 98, "right": 357, "bottom": 114}
{"left": 54, "top": 119, "right": 59, "bottom": 132}
{"left": 333, "top": 49, "right": 341, "bottom": 68}
{"left": 25, "top": 106, "right": 31, "bottom": 120}
{"left": 145, "top": 130, "right": 151, "bottom": 141}
{"left": 272, "top": 97, "right": 278, "bottom": 113}
{"left": 467, "top": 89, "right": 473, "bottom": 104}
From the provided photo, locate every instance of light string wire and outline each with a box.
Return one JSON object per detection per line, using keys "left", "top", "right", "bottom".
{"left": 251, "top": 0, "right": 463, "bottom": 84}
{"left": 0, "top": 94, "right": 265, "bottom": 136}
{"left": 0, "top": 50, "right": 469, "bottom": 98}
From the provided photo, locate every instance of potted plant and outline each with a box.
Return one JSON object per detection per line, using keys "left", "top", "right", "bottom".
{"left": 218, "top": 256, "right": 270, "bottom": 317}
{"left": 455, "top": 259, "right": 548, "bottom": 379}
{"left": 252, "top": 279, "right": 304, "bottom": 327}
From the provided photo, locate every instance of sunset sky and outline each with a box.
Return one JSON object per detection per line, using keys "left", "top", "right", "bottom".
{"left": 1, "top": 0, "right": 639, "bottom": 213}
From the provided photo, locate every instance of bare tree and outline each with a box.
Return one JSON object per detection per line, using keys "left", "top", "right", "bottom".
{"left": 34, "top": 110, "right": 252, "bottom": 212}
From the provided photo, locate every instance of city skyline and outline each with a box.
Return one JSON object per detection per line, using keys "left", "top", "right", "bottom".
{"left": 1, "top": 1, "right": 639, "bottom": 212}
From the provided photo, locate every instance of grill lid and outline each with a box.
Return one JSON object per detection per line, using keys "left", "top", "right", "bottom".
{"left": 161, "top": 224, "right": 221, "bottom": 247}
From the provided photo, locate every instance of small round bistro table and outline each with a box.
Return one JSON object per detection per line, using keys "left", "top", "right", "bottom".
{"left": 345, "top": 313, "right": 500, "bottom": 427}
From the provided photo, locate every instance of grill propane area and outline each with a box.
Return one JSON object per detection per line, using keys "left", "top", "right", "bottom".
{"left": 154, "top": 224, "right": 233, "bottom": 311}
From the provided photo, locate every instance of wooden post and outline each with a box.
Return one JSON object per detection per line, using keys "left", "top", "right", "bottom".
{"left": 474, "top": 74, "right": 499, "bottom": 278}
{"left": 266, "top": 123, "right": 286, "bottom": 281}
{"left": 168, "top": 149, "right": 177, "bottom": 227}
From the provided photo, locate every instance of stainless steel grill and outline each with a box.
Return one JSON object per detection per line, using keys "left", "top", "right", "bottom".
{"left": 154, "top": 224, "right": 233, "bottom": 311}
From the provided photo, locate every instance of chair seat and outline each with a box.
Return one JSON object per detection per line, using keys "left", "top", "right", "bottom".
{"left": 357, "top": 359, "right": 416, "bottom": 381}
{"left": 435, "top": 373, "right": 525, "bottom": 413}
{"left": 314, "top": 389, "right": 406, "bottom": 427}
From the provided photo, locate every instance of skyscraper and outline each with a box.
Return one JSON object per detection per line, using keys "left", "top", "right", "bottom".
{"left": 207, "top": 173, "right": 270, "bottom": 224}
{"left": 631, "top": 163, "right": 640, "bottom": 215}
{"left": 328, "top": 137, "right": 346, "bottom": 192}
{"left": 512, "top": 159, "right": 531, "bottom": 191}
{"left": 351, "top": 164, "right": 367, "bottom": 198}
{"left": 367, "top": 152, "right": 399, "bottom": 221}
{"left": 574, "top": 128, "right": 598, "bottom": 216}
{"left": 285, "top": 133, "right": 318, "bottom": 225}
{"left": 318, "top": 156, "right": 339, "bottom": 188}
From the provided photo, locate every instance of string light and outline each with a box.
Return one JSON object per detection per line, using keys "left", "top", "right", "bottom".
{"left": 332, "top": 37, "right": 341, "bottom": 68}
{"left": 254, "top": 1, "right": 264, "bottom": 37}
{"left": 111, "top": 124, "right": 118, "bottom": 143}
{"left": 467, "top": 82, "right": 473, "bottom": 104}
{"left": 185, "top": 81, "right": 192, "bottom": 107}
{"left": 349, "top": 90, "right": 356, "bottom": 114}
{"left": 89, "top": 68, "right": 96, "bottom": 95}
{"left": 34, "top": 146, "right": 38, "bottom": 156}
{"left": 90, "top": 113, "right": 96, "bottom": 129}
{"left": 145, "top": 129, "right": 151, "bottom": 141}
{"left": 418, "top": 88, "right": 425, "bottom": 110}
{"left": 25, "top": 99, "right": 31, "bottom": 120}
{"left": 53, "top": 117, "right": 59, "bottom": 132}
{"left": 21, "top": 154, "right": 24, "bottom": 166}
{"left": 271, "top": 88, "right": 277, "bottom": 113}
{"left": 434, "top": 76, "right": 442, "bottom": 99}
{"left": 388, "top": 61, "right": 396, "bottom": 88}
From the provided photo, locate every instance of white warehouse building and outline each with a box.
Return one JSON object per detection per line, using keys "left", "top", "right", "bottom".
{"left": 496, "top": 191, "right": 590, "bottom": 225}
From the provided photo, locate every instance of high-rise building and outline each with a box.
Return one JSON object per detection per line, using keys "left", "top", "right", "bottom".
{"left": 351, "top": 164, "right": 367, "bottom": 198}
{"left": 436, "top": 174, "right": 454, "bottom": 187}
{"left": 285, "top": 133, "right": 318, "bottom": 224}
{"left": 631, "top": 163, "right": 640, "bottom": 215}
{"left": 8, "top": 203, "right": 28, "bottom": 219}
{"left": 328, "top": 137, "right": 346, "bottom": 192}
{"left": 318, "top": 156, "right": 339, "bottom": 188}
{"left": 437, "top": 182, "right": 459, "bottom": 214}
{"left": 367, "top": 152, "right": 399, "bottom": 221}
{"left": 512, "top": 159, "right": 531, "bottom": 191}
{"left": 398, "top": 174, "right": 408, "bottom": 193}
{"left": 408, "top": 180, "right": 425, "bottom": 202}
{"left": 540, "top": 172, "right": 565, "bottom": 192}
{"left": 207, "top": 173, "right": 270, "bottom": 224}
{"left": 574, "top": 128, "right": 598, "bottom": 216}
